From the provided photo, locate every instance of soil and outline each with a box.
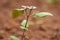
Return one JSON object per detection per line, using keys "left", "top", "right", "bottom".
{"left": 0, "top": 0, "right": 60, "bottom": 40}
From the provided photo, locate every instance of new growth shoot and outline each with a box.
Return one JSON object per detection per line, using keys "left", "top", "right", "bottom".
{"left": 11, "top": 5, "right": 53, "bottom": 40}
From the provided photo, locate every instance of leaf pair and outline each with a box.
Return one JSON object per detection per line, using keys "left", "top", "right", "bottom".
{"left": 12, "top": 8, "right": 53, "bottom": 19}
{"left": 20, "top": 20, "right": 28, "bottom": 30}
{"left": 20, "top": 20, "right": 34, "bottom": 30}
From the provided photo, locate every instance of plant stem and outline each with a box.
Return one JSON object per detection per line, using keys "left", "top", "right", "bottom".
{"left": 22, "top": 9, "right": 32, "bottom": 40}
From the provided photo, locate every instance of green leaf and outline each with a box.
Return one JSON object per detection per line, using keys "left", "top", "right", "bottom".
{"left": 12, "top": 8, "right": 24, "bottom": 18}
{"left": 21, "top": 20, "right": 28, "bottom": 27}
{"left": 33, "top": 12, "right": 53, "bottom": 18}
{"left": 10, "top": 36, "right": 19, "bottom": 40}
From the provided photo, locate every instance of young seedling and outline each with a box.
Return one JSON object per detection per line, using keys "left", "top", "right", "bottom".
{"left": 11, "top": 6, "right": 53, "bottom": 40}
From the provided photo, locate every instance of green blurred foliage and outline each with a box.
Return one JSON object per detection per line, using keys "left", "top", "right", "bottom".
{"left": 45, "top": 0, "right": 57, "bottom": 4}
{"left": 10, "top": 36, "right": 19, "bottom": 40}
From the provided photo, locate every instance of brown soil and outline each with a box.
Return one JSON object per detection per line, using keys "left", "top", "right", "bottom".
{"left": 0, "top": 0, "right": 60, "bottom": 40}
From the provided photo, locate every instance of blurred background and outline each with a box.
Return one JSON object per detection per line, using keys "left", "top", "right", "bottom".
{"left": 0, "top": 0, "right": 60, "bottom": 40}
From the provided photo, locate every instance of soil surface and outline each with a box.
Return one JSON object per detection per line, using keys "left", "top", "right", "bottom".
{"left": 0, "top": 0, "right": 60, "bottom": 40}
